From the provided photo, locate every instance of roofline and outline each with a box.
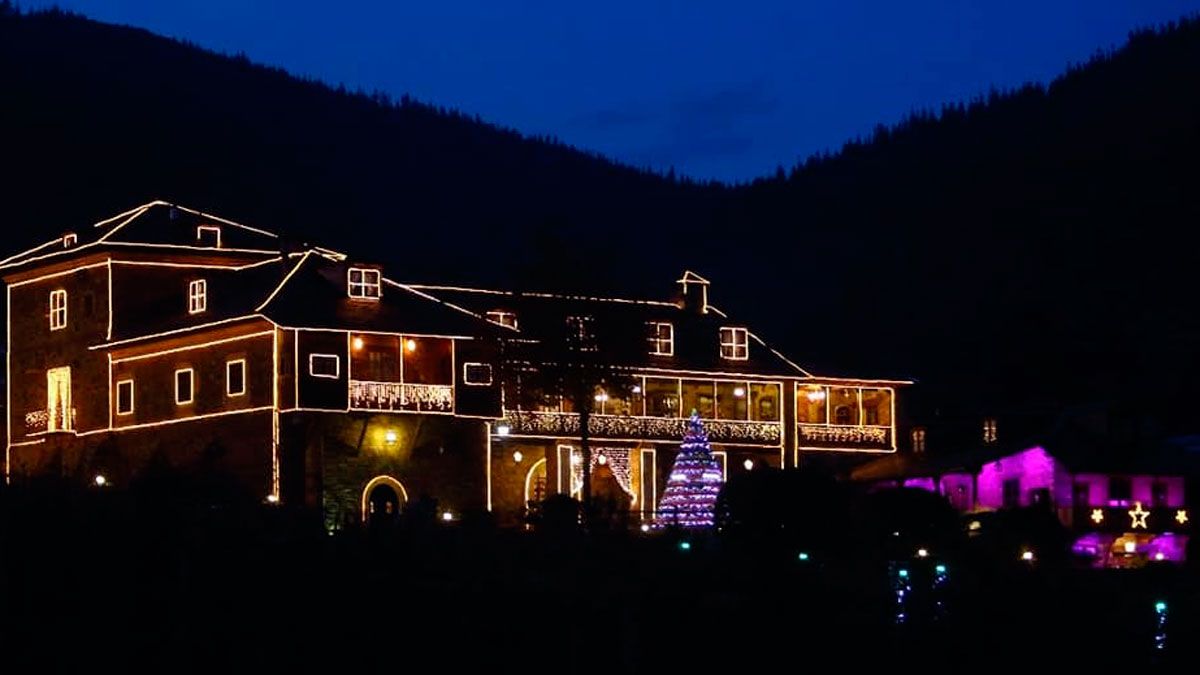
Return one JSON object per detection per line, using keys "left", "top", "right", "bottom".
{"left": 1, "top": 200, "right": 281, "bottom": 272}
{"left": 404, "top": 283, "right": 680, "bottom": 308}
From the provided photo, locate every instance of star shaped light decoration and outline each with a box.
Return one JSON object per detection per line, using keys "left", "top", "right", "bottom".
{"left": 1129, "top": 502, "right": 1150, "bottom": 529}
{"left": 1090, "top": 508, "right": 1104, "bottom": 524}
{"left": 1176, "top": 509, "right": 1189, "bottom": 525}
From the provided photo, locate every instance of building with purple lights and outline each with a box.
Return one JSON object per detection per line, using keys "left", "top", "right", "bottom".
{"left": 854, "top": 420, "right": 1197, "bottom": 568}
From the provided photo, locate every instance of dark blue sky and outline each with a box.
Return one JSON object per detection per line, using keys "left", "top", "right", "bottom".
{"left": 31, "top": 1, "right": 1200, "bottom": 181}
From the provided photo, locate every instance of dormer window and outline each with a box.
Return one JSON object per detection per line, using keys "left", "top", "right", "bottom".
{"left": 983, "top": 418, "right": 998, "bottom": 444}
{"left": 566, "top": 315, "right": 597, "bottom": 352}
{"left": 487, "top": 310, "right": 518, "bottom": 329}
{"left": 188, "top": 279, "right": 207, "bottom": 314}
{"left": 196, "top": 225, "right": 222, "bottom": 248}
{"left": 63, "top": 233, "right": 77, "bottom": 248}
{"left": 912, "top": 427, "right": 927, "bottom": 453}
{"left": 719, "top": 327, "right": 748, "bottom": 360}
{"left": 647, "top": 322, "right": 673, "bottom": 356}
{"left": 348, "top": 267, "right": 382, "bottom": 300}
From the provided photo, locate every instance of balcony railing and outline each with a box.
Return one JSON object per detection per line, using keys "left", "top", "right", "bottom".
{"left": 506, "top": 411, "right": 782, "bottom": 445}
{"left": 349, "top": 381, "right": 454, "bottom": 413}
{"left": 797, "top": 423, "right": 892, "bottom": 451}
{"left": 24, "top": 408, "right": 76, "bottom": 433}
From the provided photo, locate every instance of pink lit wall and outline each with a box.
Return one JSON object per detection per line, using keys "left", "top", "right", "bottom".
{"left": 976, "top": 446, "right": 1071, "bottom": 509}
{"left": 1071, "top": 473, "right": 1185, "bottom": 508}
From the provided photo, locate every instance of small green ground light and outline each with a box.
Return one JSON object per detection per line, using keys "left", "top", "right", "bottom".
{"left": 1156, "top": 601, "right": 1167, "bottom": 613}
{"left": 935, "top": 564, "right": 947, "bottom": 574}
{"left": 798, "top": 552, "right": 810, "bottom": 561}
{"left": 898, "top": 569, "right": 909, "bottom": 578}
{"left": 679, "top": 541, "right": 692, "bottom": 551}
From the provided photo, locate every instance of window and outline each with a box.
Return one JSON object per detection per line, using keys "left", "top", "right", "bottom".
{"left": 309, "top": 353, "right": 340, "bottom": 378}
{"left": 1152, "top": 481, "right": 1169, "bottom": 508}
{"left": 226, "top": 359, "right": 246, "bottom": 396}
{"left": 566, "top": 315, "right": 597, "bottom": 352}
{"left": 63, "top": 233, "right": 77, "bottom": 248}
{"left": 912, "top": 428, "right": 927, "bottom": 453}
{"left": 348, "top": 267, "right": 382, "bottom": 299}
{"left": 647, "top": 322, "right": 673, "bottom": 356}
{"left": 175, "top": 368, "right": 194, "bottom": 405}
{"left": 1109, "top": 476, "right": 1132, "bottom": 502}
{"left": 983, "top": 418, "right": 998, "bottom": 444}
{"left": 188, "top": 279, "right": 207, "bottom": 314}
{"left": 47, "top": 366, "right": 72, "bottom": 431}
{"left": 1073, "top": 482, "right": 1091, "bottom": 508}
{"left": 486, "top": 310, "right": 518, "bottom": 329}
{"left": 196, "top": 225, "right": 221, "bottom": 247}
{"left": 49, "top": 289, "right": 67, "bottom": 330}
{"left": 116, "top": 379, "right": 134, "bottom": 416}
{"left": 463, "top": 362, "right": 493, "bottom": 386}
{"left": 1002, "top": 478, "right": 1021, "bottom": 508}
{"left": 719, "top": 327, "right": 748, "bottom": 360}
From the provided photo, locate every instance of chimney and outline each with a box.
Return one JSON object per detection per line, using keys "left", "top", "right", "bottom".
{"left": 677, "top": 270, "right": 710, "bottom": 314}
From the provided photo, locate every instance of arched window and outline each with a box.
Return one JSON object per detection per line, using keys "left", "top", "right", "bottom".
{"left": 834, "top": 405, "right": 852, "bottom": 426}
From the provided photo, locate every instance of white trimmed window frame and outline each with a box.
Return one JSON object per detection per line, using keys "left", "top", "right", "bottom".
{"left": 226, "top": 359, "right": 247, "bottom": 397}
{"left": 188, "top": 279, "right": 207, "bottom": 314}
{"left": 347, "top": 267, "right": 382, "bottom": 300}
{"left": 486, "top": 310, "right": 518, "bottom": 329}
{"left": 49, "top": 289, "right": 67, "bottom": 331}
{"left": 309, "top": 353, "right": 341, "bottom": 379}
{"left": 463, "top": 362, "right": 493, "bottom": 386}
{"left": 196, "top": 225, "right": 222, "bottom": 248}
{"left": 116, "top": 379, "right": 134, "bottom": 416}
{"left": 175, "top": 368, "right": 195, "bottom": 405}
{"left": 719, "top": 327, "right": 749, "bottom": 360}
{"left": 647, "top": 321, "right": 674, "bottom": 356}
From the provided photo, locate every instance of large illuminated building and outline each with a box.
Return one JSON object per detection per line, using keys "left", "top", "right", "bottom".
{"left": 3, "top": 202, "right": 906, "bottom": 528}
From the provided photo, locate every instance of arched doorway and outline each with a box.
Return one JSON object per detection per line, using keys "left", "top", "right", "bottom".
{"left": 361, "top": 475, "right": 409, "bottom": 525}
{"left": 524, "top": 458, "right": 547, "bottom": 505}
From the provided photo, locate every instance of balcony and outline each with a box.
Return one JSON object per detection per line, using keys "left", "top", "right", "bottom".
{"left": 505, "top": 411, "right": 782, "bottom": 445}
{"left": 797, "top": 423, "right": 892, "bottom": 451}
{"left": 350, "top": 381, "right": 454, "bottom": 413}
{"left": 24, "top": 408, "right": 76, "bottom": 434}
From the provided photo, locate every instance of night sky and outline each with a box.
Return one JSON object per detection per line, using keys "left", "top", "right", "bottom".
{"left": 29, "top": 1, "right": 1200, "bottom": 182}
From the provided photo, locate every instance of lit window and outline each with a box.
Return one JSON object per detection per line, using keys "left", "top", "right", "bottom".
{"left": 348, "top": 267, "right": 382, "bottom": 299}
{"left": 309, "top": 353, "right": 340, "bottom": 378}
{"left": 49, "top": 289, "right": 67, "bottom": 331}
{"left": 486, "top": 310, "right": 518, "bottom": 329}
{"left": 463, "top": 362, "right": 493, "bottom": 386}
{"left": 116, "top": 379, "right": 134, "bottom": 416}
{"left": 226, "top": 359, "right": 246, "bottom": 396}
{"left": 912, "top": 428, "right": 927, "bottom": 453}
{"left": 175, "top": 368, "right": 194, "bottom": 405}
{"left": 719, "top": 327, "right": 748, "bottom": 360}
{"left": 196, "top": 226, "right": 221, "bottom": 248}
{"left": 647, "top": 322, "right": 674, "bottom": 356}
{"left": 47, "top": 366, "right": 72, "bottom": 431}
{"left": 566, "top": 315, "right": 597, "bottom": 351}
{"left": 983, "top": 418, "right": 998, "bottom": 444}
{"left": 188, "top": 279, "right": 207, "bottom": 314}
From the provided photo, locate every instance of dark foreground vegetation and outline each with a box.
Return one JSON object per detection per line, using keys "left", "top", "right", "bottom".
{"left": 1, "top": 470, "right": 1196, "bottom": 671}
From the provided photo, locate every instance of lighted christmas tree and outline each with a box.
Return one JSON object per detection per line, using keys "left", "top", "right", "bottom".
{"left": 657, "top": 411, "right": 723, "bottom": 528}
